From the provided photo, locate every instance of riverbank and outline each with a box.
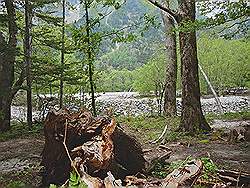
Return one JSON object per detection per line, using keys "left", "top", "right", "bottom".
{"left": 11, "top": 92, "right": 249, "bottom": 121}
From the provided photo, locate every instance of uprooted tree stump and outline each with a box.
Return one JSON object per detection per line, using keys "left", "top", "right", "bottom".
{"left": 40, "top": 109, "right": 146, "bottom": 186}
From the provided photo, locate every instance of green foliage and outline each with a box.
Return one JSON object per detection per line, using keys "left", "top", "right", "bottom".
{"left": 133, "top": 50, "right": 167, "bottom": 94}
{"left": 35, "top": 12, "right": 62, "bottom": 26}
{"left": 6, "top": 181, "right": 26, "bottom": 188}
{"left": 49, "top": 171, "right": 87, "bottom": 188}
{"left": 69, "top": 171, "right": 80, "bottom": 187}
{"left": 198, "top": 35, "right": 250, "bottom": 94}
{"left": 151, "top": 157, "right": 192, "bottom": 179}
{"left": 98, "top": 45, "right": 141, "bottom": 70}
{"left": 69, "top": 171, "right": 87, "bottom": 188}
{"left": 49, "top": 184, "right": 57, "bottom": 188}
{"left": 199, "top": 139, "right": 210, "bottom": 144}
{"left": 198, "top": 0, "right": 249, "bottom": 28}
{"left": 97, "top": 68, "right": 134, "bottom": 92}
{"left": 200, "top": 157, "right": 218, "bottom": 181}
{"left": 151, "top": 162, "right": 168, "bottom": 178}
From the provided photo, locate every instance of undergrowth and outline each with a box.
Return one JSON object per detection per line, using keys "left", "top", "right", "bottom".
{"left": 117, "top": 111, "right": 249, "bottom": 143}
{"left": 151, "top": 156, "right": 192, "bottom": 179}
{"left": 200, "top": 157, "right": 218, "bottom": 181}
{"left": 151, "top": 156, "right": 219, "bottom": 186}
{"left": 50, "top": 171, "right": 87, "bottom": 188}
{"left": 0, "top": 121, "right": 43, "bottom": 142}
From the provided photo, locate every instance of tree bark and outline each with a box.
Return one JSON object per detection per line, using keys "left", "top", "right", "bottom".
{"left": 25, "top": 0, "right": 33, "bottom": 127}
{"left": 0, "top": 36, "right": 12, "bottom": 131}
{"left": 161, "top": 0, "right": 177, "bottom": 117}
{"left": 0, "top": 0, "right": 18, "bottom": 132}
{"left": 178, "top": 0, "right": 211, "bottom": 132}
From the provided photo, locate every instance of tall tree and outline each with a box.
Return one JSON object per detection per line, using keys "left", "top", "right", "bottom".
{"left": 0, "top": 0, "right": 25, "bottom": 131}
{"left": 84, "top": 0, "right": 96, "bottom": 116}
{"left": 24, "top": 0, "right": 33, "bottom": 127}
{"left": 148, "top": 0, "right": 211, "bottom": 132}
{"left": 59, "top": 0, "right": 65, "bottom": 108}
{"left": 178, "top": 0, "right": 210, "bottom": 132}
{"left": 161, "top": 0, "right": 177, "bottom": 117}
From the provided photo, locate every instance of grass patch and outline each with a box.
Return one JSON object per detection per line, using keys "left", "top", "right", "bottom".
{"left": 117, "top": 115, "right": 180, "bottom": 142}
{"left": 0, "top": 121, "right": 43, "bottom": 142}
{"left": 206, "top": 111, "right": 250, "bottom": 123}
{"left": 117, "top": 115, "right": 211, "bottom": 143}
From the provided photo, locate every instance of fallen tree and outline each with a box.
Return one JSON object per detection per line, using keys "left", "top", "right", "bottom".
{"left": 41, "top": 109, "right": 146, "bottom": 186}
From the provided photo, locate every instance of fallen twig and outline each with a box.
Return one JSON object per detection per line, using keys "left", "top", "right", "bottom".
{"left": 62, "top": 119, "right": 81, "bottom": 177}
{"left": 236, "top": 170, "right": 242, "bottom": 187}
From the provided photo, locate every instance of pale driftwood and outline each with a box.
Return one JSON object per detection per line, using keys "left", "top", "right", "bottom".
{"left": 198, "top": 64, "right": 224, "bottom": 114}
{"left": 152, "top": 124, "right": 168, "bottom": 144}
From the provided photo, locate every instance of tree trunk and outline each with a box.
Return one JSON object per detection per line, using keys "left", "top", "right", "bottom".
{"left": 84, "top": 0, "right": 96, "bottom": 116}
{"left": 0, "top": 0, "right": 18, "bottom": 132}
{"left": 59, "top": 0, "right": 65, "bottom": 109}
{"left": 161, "top": 0, "right": 177, "bottom": 117}
{"left": 178, "top": 0, "right": 211, "bottom": 132}
{"left": 0, "top": 41, "right": 12, "bottom": 131}
{"left": 25, "top": 0, "right": 33, "bottom": 127}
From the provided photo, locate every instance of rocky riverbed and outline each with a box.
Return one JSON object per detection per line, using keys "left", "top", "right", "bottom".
{"left": 96, "top": 94, "right": 249, "bottom": 116}
{"left": 11, "top": 92, "right": 249, "bottom": 121}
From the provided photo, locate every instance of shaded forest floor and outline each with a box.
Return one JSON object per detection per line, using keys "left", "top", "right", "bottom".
{"left": 0, "top": 112, "right": 249, "bottom": 187}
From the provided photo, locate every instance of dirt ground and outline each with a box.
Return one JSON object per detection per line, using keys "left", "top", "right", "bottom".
{"left": 0, "top": 137, "right": 44, "bottom": 187}
{"left": 0, "top": 120, "right": 249, "bottom": 187}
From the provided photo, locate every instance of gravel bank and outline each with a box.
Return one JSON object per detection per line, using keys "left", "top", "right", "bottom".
{"left": 11, "top": 92, "right": 249, "bottom": 120}
{"left": 96, "top": 94, "right": 249, "bottom": 116}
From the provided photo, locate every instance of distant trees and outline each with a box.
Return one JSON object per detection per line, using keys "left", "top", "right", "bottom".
{"left": 97, "top": 69, "right": 134, "bottom": 92}
{"left": 198, "top": 35, "right": 250, "bottom": 94}
{"left": 133, "top": 53, "right": 166, "bottom": 97}
{"left": 99, "top": 46, "right": 141, "bottom": 71}
{"left": 95, "top": 34, "right": 249, "bottom": 95}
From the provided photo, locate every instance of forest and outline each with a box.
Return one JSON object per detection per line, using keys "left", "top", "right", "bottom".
{"left": 0, "top": 0, "right": 249, "bottom": 187}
